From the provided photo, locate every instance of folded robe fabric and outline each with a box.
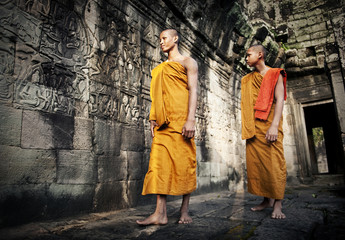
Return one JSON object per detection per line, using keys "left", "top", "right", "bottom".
{"left": 241, "top": 68, "right": 286, "bottom": 139}
{"left": 241, "top": 68, "right": 287, "bottom": 200}
{"left": 142, "top": 61, "right": 197, "bottom": 196}
{"left": 254, "top": 68, "right": 287, "bottom": 120}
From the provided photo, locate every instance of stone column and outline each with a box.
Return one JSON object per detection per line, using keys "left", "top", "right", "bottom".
{"left": 325, "top": 48, "right": 345, "bottom": 160}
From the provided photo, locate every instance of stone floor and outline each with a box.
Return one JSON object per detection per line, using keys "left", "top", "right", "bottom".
{"left": 1, "top": 184, "right": 345, "bottom": 240}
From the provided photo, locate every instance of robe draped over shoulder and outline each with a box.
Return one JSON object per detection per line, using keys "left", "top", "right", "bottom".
{"left": 241, "top": 69, "right": 287, "bottom": 200}
{"left": 142, "top": 61, "right": 197, "bottom": 196}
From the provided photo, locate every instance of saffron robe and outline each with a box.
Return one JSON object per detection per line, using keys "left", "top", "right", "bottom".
{"left": 141, "top": 61, "right": 197, "bottom": 196}
{"left": 241, "top": 68, "right": 287, "bottom": 200}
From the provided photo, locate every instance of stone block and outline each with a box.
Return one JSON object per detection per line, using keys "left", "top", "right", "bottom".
{"left": 0, "top": 4, "right": 42, "bottom": 49}
{"left": 57, "top": 150, "right": 96, "bottom": 184}
{"left": 73, "top": 117, "right": 92, "bottom": 150}
{"left": 0, "top": 145, "right": 56, "bottom": 184}
{"left": 296, "top": 34, "right": 311, "bottom": 43}
{"left": 299, "top": 57, "right": 317, "bottom": 67}
{"left": 21, "top": 110, "right": 74, "bottom": 149}
{"left": 311, "top": 30, "right": 330, "bottom": 40}
{"left": 0, "top": 184, "right": 48, "bottom": 227}
{"left": 141, "top": 149, "right": 151, "bottom": 173}
{"left": 127, "top": 151, "right": 143, "bottom": 180}
{"left": 144, "top": 128, "right": 153, "bottom": 148}
{"left": 93, "top": 181, "right": 128, "bottom": 211}
{"left": 197, "top": 162, "right": 211, "bottom": 177}
{"left": 219, "top": 163, "right": 229, "bottom": 177}
{"left": 197, "top": 176, "right": 211, "bottom": 190}
{"left": 127, "top": 180, "right": 142, "bottom": 207}
{"left": 47, "top": 183, "right": 95, "bottom": 217}
{"left": 0, "top": 104, "right": 22, "bottom": 146}
{"left": 210, "top": 162, "right": 221, "bottom": 177}
{"left": 97, "top": 151, "right": 127, "bottom": 182}
{"left": 94, "top": 119, "right": 121, "bottom": 156}
{"left": 307, "top": 15, "right": 324, "bottom": 26}
{"left": 121, "top": 126, "right": 144, "bottom": 151}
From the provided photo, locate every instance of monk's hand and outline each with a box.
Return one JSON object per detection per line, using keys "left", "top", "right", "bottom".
{"left": 182, "top": 119, "right": 196, "bottom": 139}
{"left": 265, "top": 125, "right": 278, "bottom": 143}
{"left": 150, "top": 120, "right": 158, "bottom": 138}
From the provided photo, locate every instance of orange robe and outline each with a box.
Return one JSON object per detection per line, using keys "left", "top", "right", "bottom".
{"left": 241, "top": 69, "right": 287, "bottom": 200}
{"left": 141, "top": 61, "right": 197, "bottom": 196}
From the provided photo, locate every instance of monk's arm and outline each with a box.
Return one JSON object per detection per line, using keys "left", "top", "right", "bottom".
{"left": 265, "top": 74, "right": 284, "bottom": 142}
{"left": 182, "top": 58, "right": 198, "bottom": 138}
{"left": 149, "top": 99, "right": 158, "bottom": 138}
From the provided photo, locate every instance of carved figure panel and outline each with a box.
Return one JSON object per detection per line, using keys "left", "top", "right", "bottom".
{"left": 0, "top": 3, "right": 42, "bottom": 49}
{"left": 15, "top": 81, "right": 74, "bottom": 115}
{"left": 118, "top": 94, "right": 140, "bottom": 125}
{"left": 0, "top": 36, "right": 15, "bottom": 101}
{"left": 40, "top": 2, "right": 88, "bottom": 69}
{"left": 16, "top": 0, "right": 51, "bottom": 19}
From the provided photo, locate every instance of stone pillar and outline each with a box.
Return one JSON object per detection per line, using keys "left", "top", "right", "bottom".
{"left": 291, "top": 101, "right": 312, "bottom": 180}
{"left": 330, "top": 11, "right": 345, "bottom": 156}
{"left": 325, "top": 47, "right": 345, "bottom": 162}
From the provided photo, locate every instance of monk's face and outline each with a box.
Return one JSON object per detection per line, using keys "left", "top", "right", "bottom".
{"left": 246, "top": 48, "right": 261, "bottom": 67}
{"left": 159, "top": 30, "right": 177, "bottom": 52}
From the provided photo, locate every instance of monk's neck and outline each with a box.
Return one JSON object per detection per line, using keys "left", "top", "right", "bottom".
{"left": 167, "top": 48, "right": 182, "bottom": 62}
{"left": 255, "top": 64, "right": 270, "bottom": 77}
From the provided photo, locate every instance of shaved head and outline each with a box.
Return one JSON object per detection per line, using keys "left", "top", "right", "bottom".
{"left": 249, "top": 44, "right": 267, "bottom": 59}
{"left": 161, "top": 29, "right": 180, "bottom": 45}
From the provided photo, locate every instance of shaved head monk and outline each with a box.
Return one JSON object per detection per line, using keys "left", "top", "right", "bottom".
{"left": 136, "top": 29, "right": 198, "bottom": 225}
{"left": 241, "top": 44, "right": 287, "bottom": 219}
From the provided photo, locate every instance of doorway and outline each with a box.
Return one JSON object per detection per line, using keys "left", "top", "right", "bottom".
{"left": 303, "top": 101, "right": 344, "bottom": 175}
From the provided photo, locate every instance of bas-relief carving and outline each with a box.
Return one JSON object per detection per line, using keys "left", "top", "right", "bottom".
{"left": 195, "top": 73, "right": 207, "bottom": 143}
{"left": 9, "top": 1, "right": 91, "bottom": 116}
{"left": 118, "top": 94, "right": 140, "bottom": 125}
{"left": 0, "top": 3, "right": 42, "bottom": 49}
{"left": 0, "top": 35, "right": 15, "bottom": 101}
{"left": 16, "top": 0, "right": 51, "bottom": 19}
{"left": 0, "top": 75, "right": 13, "bottom": 101}
{"left": 15, "top": 81, "right": 74, "bottom": 115}
{"left": 85, "top": 6, "right": 160, "bottom": 123}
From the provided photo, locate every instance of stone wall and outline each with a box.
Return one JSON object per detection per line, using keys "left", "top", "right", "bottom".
{"left": 0, "top": 0, "right": 303, "bottom": 226}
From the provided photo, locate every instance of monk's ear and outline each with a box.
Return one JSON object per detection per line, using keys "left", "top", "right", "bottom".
{"left": 258, "top": 51, "right": 263, "bottom": 59}
{"left": 173, "top": 36, "right": 178, "bottom": 43}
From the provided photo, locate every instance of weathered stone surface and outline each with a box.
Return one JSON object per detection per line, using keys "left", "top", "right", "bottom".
{"left": 97, "top": 151, "right": 127, "bottom": 182}
{"left": 3, "top": 185, "right": 343, "bottom": 240}
{"left": 0, "top": 104, "right": 22, "bottom": 146}
{"left": 127, "top": 180, "right": 143, "bottom": 206}
{"left": 0, "top": 184, "right": 48, "bottom": 227}
{"left": 93, "top": 181, "right": 128, "bottom": 211}
{"left": 56, "top": 150, "right": 96, "bottom": 184}
{"left": 47, "top": 183, "right": 95, "bottom": 217}
{"left": 127, "top": 151, "right": 144, "bottom": 180}
{"left": 121, "top": 126, "right": 145, "bottom": 152}
{"left": 94, "top": 119, "right": 121, "bottom": 156}
{"left": 0, "top": 145, "right": 56, "bottom": 184}
{"left": 73, "top": 117, "right": 93, "bottom": 150}
{"left": 21, "top": 110, "right": 74, "bottom": 149}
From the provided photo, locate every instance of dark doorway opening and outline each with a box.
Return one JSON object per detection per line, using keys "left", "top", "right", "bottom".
{"left": 304, "top": 102, "right": 344, "bottom": 175}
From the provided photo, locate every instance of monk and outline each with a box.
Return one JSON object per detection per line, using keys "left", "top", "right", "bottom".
{"left": 241, "top": 44, "right": 287, "bottom": 219}
{"left": 136, "top": 29, "right": 198, "bottom": 225}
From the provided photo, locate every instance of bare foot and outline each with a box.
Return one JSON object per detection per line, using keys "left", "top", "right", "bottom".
{"left": 251, "top": 198, "right": 274, "bottom": 211}
{"left": 136, "top": 212, "right": 168, "bottom": 226}
{"left": 271, "top": 200, "right": 286, "bottom": 219}
{"left": 178, "top": 211, "right": 192, "bottom": 224}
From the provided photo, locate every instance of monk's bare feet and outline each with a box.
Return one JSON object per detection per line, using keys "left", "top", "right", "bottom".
{"left": 251, "top": 197, "right": 274, "bottom": 211}
{"left": 271, "top": 200, "right": 286, "bottom": 219}
{"left": 136, "top": 212, "right": 168, "bottom": 226}
{"left": 178, "top": 211, "right": 192, "bottom": 224}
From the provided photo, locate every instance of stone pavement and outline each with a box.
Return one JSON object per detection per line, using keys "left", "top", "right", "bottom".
{"left": 1, "top": 185, "right": 345, "bottom": 240}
